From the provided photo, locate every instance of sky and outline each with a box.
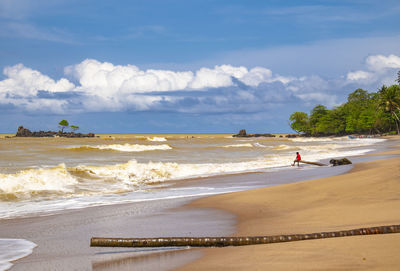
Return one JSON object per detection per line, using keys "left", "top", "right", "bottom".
{"left": 0, "top": 0, "right": 400, "bottom": 133}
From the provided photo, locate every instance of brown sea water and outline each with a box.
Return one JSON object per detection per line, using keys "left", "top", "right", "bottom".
{"left": 0, "top": 134, "right": 385, "bottom": 219}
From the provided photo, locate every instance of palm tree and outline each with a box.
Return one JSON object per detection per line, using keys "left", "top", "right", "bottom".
{"left": 378, "top": 85, "right": 400, "bottom": 134}
{"left": 397, "top": 71, "right": 400, "bottom": 85}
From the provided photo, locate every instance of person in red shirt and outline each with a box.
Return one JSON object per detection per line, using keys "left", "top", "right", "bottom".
{"left": 292, "top": 152, "right": 301, "bottom": 167}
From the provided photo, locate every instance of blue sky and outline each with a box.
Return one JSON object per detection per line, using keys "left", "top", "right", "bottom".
{"left": 0, "top": 0, "right": 399, "bottom": 133}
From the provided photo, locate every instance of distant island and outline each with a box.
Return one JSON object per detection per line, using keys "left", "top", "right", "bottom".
{"left": 289, "top": 83, "right": 400, "bottom": 136}
{"left": 15, "top": 120, "right": 95, "bottom": 138}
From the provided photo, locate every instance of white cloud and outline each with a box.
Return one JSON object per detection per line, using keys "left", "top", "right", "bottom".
{"left": 0, "top": 55, "right": 398, "bottom": 114}
{"left": 240, "top": 67, "right": 273, "bottom": 86}
{"left": 346, "top": 70, "right": 373, "bottom": 81}
{"left": 366, "top": 54, "right": 400, "bottom": 71}
{"left": 0, "top": 64, "right": 75, "bottom": 97}
{"left": 345, "top": 54, "right": 400, "bottom": 85}
{"left": 189, "top": 66, "right": 236, "bottom": 89}
{"left": 65, "top": 59, "right": 289, "bottom": 95}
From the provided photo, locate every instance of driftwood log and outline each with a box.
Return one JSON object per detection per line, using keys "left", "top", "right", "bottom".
{"left": 299, "top": 160, "right": 327, "bottom": 166}
{"left": 91, "top": 224, "right": 400, "bottom": 248}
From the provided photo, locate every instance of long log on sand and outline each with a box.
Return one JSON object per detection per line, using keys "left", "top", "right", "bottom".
{"left": 91, "top": 224, "right": 400, "bottom": 248}
{"left": 299, "top": 160, "right": 326, "bottom": 166}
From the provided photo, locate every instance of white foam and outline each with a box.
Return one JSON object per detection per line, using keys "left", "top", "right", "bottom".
{"left": 147, "top": 136, "right": 167, "bottom": 142}
{"left": 253, "top": 142, "right": 268, "bottom": 148}
{"left": 0, "top": 239, "right": 36, "bottom": 271}
{"left": 0, "top": 164, "right": 78, "bottom": 200}
{"left": 68, "top": 143, "right": 172, "bottom": 152}
{"left": 273, "top": 144, "right": 294, "bottom": 150}
{"left": 222, "top": 143, "right": 253, "bottom": 148}
{"left": 290, "top": 137, "right": 335, "bottom": 142}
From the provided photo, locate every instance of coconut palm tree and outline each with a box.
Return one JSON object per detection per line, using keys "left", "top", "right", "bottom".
{"left": 397, "top": 71, "right": 400, "bottom": 85}
{"left": 378, "top": 85, "right": 400, "bottom": 134}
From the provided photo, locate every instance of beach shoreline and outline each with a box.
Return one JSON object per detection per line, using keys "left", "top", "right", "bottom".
{"left": 0, "top": 136, "right": 397, "bottom": 270}
{"left": 176, "top": 136, "right": 400, "bottom": 270}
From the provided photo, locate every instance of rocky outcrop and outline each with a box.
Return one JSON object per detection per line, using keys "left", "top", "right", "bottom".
{"left": 15, "top": 126, "right": 95, "bottom": 138}
{"left": 233, "top": 129, "right": 275, "bottom": 138}
{"left": 329, "top": 158, "right": 352, "bottom": 166}
{"left": 16, "top": 126, "right": 34, "bottom": 137}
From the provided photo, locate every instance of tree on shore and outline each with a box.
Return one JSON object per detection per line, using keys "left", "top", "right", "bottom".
{"left": 397, "top": 71, "right": 400, "bottom": 85}
{"left": 289, "top": 112, "right": 310, "bottom": 134}
{"left": 378, "top": 85, "right": 400, "bottom": 134}
{"left": 58, "top": 120, "right": 69, "bottom": 133}
{"left": 289, "top": 85, "right": 400, "bottom": 136}
{"left": 70, "top": 125, "right": 79, "bottom": 132}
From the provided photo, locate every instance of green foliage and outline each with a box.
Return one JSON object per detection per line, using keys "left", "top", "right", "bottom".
{"left": 309, "top": 105, "right": 328, "bottom": 135}
{"left": 289, "top": 112, "right": 310, "bottom": 134}
{"left": 289, "top": 85, "right": 400, "bottom": 135}
{"left": 378, "top": 85, "right": 400, "bottom": 134}
{"left": 397, "top": 71, "right": 400, "bottom": 85}
{"left": 58, "top": 120, "right": 69, "bottom": 132}
{"left": 70, "top": 125, "right": 79, "bottom": 132}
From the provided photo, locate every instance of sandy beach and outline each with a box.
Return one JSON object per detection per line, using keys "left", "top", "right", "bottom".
{"left": 0, "top": 136, "right": 398, "bottom": 270}
{"left": 177, "top": 136, "right": 400, "bottom": 270}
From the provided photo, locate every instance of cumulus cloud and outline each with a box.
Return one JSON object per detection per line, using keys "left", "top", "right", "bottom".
{"left": 366, "top": 54, "right": 400, "bottom": 71}
{"left": 65, "top": 59, "right": 285, "bottom": 94}
{"left": 0, "top": 64, "right": 75, "bottom": 97}
{"left": 346, "top": 70, "right": 373, "bottom": 81}
{"left": 0, "top": 55, "right": 398, "bottom": 114}
{"left": 346, "top": 54, "right": 400, "bottom": 84}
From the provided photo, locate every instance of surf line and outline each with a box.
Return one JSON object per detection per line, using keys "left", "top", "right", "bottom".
{"left": 91, "top": 224, "right": 400, "bottom": 247}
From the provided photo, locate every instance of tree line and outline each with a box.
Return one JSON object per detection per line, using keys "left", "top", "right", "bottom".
{"left": 289, "top": 81, "right": 400, "bottom": 136}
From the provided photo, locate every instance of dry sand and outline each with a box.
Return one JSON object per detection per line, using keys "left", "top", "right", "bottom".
{"left": 177, "top": 137, "right": 400, "bottom": 270}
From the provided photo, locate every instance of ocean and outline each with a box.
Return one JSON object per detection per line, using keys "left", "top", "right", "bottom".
{"left": 0, "top": 134, "right": 385, "bottom": 219}
{"left": 0, "top": 134, "right": 387, "bottom": 270}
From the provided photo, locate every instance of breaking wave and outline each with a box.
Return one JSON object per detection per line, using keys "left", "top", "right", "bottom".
{"left": 67, "top": 143, "right": 172, "bottom": 152}
{"left": 222, "top": 143, "right": 253, "bottom": 148}
{"left": 253, "top": 142, "right": 268, "bottom": 148}
{"left": 273, "top": 144, "right": 294, "bottom": 150}
{"left": 0, "top": 158, "right": 289, "bottom": 202}
{"left": 290, "top": 137, "right": 336, "bottom": 142}
{"left": 147, "top": 136, "right": 167, "bottom": 142}
{"left": 0, "top": 164, "right": 78, "bottom": 201}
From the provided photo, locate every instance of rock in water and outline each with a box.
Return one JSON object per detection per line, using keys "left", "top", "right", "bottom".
{"left": 16, "top": 126, "right": 33, "bottom": 137}
{"left": 330, "top": 158, "right": 352, "bottom": 166}
{"left": 238, "top": 129, "right": 247, "bottom": 136}
{"left": 14, "top": 126, "right": 95, "bottom": 138}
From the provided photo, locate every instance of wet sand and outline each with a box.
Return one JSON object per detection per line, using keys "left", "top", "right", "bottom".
{"left": 1, "top": 197, "right": 235, "bottom": 270}
{"left": 177, "top": 137, "right": 400, "bottom": 270}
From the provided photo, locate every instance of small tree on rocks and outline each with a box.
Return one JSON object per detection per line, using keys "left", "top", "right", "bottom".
{"left": 70, "top": 125, "right": 79, "bottom": 132}
{"left": 58, "top": 120, "right": 69, "bottom": 133}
